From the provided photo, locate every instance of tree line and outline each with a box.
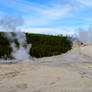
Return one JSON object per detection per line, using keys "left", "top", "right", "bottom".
{"left": 0, "top": 32, "right": 72, "bottom": 59}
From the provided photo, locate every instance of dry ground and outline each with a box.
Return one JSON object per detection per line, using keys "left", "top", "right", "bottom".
{"left": 0, "top": 60, "right": 92, "bottom": 92}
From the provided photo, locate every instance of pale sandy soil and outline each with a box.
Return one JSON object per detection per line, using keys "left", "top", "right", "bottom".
{"left": 0, "top": 61, "right": 92, "bottom": 92}
{"left": 0, "top": 45, "right": 92, "bottom": 92}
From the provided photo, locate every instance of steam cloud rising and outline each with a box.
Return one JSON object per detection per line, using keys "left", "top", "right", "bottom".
{"left": 0, "top": 16, "right": 31, "bottom": 61}
{"left": 77, "top": 25, "right": 92, "bottom": 44}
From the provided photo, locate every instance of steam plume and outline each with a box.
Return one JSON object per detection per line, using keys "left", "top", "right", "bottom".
{"left": 77, "top": 25, "right": 92, "bottom": 44}
{"left": 0, "top": 16, "right": 31, "bottom": 61}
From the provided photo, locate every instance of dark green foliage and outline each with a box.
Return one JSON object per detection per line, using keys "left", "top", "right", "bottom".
{"left": 26, "top": 33, "right": 72, "bottom": 58}
{"left": 0, "top": 32, "right": 72, "bottom": 59}
{"left": 0, "top": 32, "right": 13, "bottom": 59}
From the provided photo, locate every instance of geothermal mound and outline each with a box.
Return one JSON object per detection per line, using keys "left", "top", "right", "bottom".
{"left": 58, "top": 41, "right": 92, "bottom": 62}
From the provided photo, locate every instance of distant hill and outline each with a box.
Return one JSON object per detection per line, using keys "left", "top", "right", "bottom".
{"left": 0, "top": 32, "right": 72, "bottom": 59}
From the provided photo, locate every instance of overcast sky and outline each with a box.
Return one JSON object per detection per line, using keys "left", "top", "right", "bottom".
{"left": 0, "top": 0, "right": 92, "bottom": 35}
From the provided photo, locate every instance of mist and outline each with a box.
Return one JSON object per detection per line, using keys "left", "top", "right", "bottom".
{"left": 0, "top": 16, "right": 31, "bottom": 61}
{"left": 77, "top": 25, "right": 92, "bottom": 44}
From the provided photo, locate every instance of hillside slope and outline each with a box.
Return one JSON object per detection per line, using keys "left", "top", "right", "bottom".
{"left": 0, "top": 32, "right": 72, "bottom": 59}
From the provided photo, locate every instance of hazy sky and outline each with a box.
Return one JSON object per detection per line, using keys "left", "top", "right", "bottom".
{"left": 0, "top": 0, "right": 92, "bottom": 35}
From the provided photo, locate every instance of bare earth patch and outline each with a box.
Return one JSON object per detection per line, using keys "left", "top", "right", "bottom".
{"left": 0, "top": 61, "right": 92, "bottom": 92}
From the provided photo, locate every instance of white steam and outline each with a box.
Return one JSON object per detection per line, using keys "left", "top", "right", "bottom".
{"left": 77, "top": 25, "right": 92, "bottom": 44}
{"left": 0, "top": 16, "right": 31, "bottom": 61}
